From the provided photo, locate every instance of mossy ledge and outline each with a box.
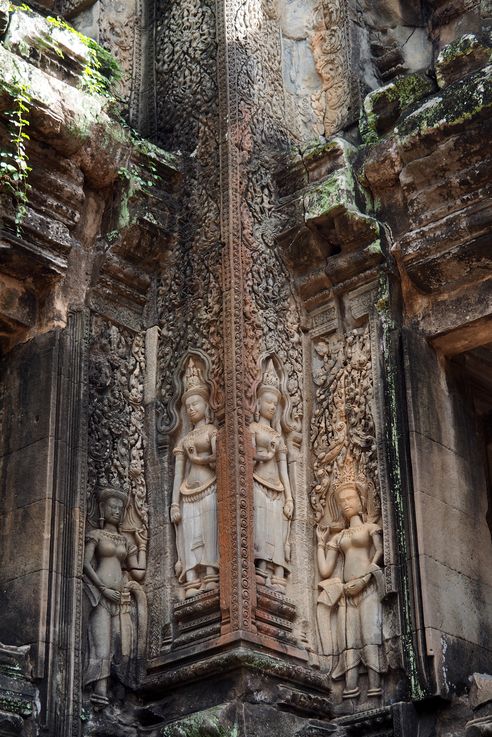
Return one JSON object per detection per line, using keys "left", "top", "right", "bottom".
{"left": 395, "top": 64, "right": 492, "bottom": 145}
{"left": 160, "top": 708, "right": 239, "bottom": 737}
{"left": 360, "top": 73, "right": 435, "bottom": 144}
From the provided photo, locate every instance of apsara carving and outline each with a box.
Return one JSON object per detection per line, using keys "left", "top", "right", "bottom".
{"left": 85, "top": 316, "right": 149, "bottom": 708}
{"left": 251, "top": 358, "right": 295, "bottom": 592}
{"left": 170, "top": 356, "right": 219, "bottom": 599}
{"left": 311, "top": 325, "right": 386, "bottom": 698}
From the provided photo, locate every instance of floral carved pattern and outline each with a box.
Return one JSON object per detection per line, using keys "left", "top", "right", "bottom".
{"left": 310, "top": 326, "right": 380, "bottom": 526}
{"left": 229, "top": 0, "right": 304, "bottom": 428}
{"left": 154, "top": 0, "right": 224, "bottom": 434}
{"left": 87, "top": 315, "right": 148, "bottom": 540}
{"left": 311, "top": 0, "right": 354, "bottom": 135}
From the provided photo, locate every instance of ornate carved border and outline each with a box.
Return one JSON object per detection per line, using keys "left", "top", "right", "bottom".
{"left": 217, "top": 0, "right": 256, "bottom": 634}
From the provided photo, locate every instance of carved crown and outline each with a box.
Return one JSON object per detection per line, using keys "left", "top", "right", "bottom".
{"left": 182, "top": 357, "right": 209, "bottom": 402}
{"left": 332, "top": 453, "right": 359, "bottom": 496}
{"left": 98, "top": 487, "right": 128, "bottom": 506}
{"left": 258, "top": 358, "right": 281, "bottom": 398}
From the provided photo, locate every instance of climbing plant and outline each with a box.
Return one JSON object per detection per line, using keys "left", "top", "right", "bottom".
{"left": 0, "top": 80, "right": 32, "bottom": 232}
{"left": 45, "top": 15, "right": 122, "bottom": 96}
{"left": 6, "top": 4, "right": 122, "bottom": 97}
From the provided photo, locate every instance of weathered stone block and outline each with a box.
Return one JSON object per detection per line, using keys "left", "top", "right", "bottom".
{"left": 360, "top": 73, "right": 434, "bottom": 144}
{"left": 413, "top": 491, "right": 492, "bottom": 588}
{"left": 0, "top": 438, "right": 55, "bottom": 517}
{"left": 436, "top": 34, "right": 492, "bottom": 88}
{"left": 3, "top": 9, "right": 90, "bottom": 85}
{"left": 408, "top": 430, "right": 481, "bottom": 518}
{"left": 419, "top": 555, "right": 492, "bottom": 653}
{"left": 0, "top": 643, "right": 37, "bottom": 737}
{"left": 0, "top": 274, "right": 35, "bottom": 330}
{"left": 470, "top": 673, "right": 492, "bottom": 710}
{"left": 395, "top": 65, "right": 492, "bottom": 148}
{"left": 0, "top": 498, "right": 56, "bottom": 582}
{"left": 0, "top": 333, "right": 58, "bottom": 458}
{"left": 0, "top": 570, "right": 48, "bottom": 647}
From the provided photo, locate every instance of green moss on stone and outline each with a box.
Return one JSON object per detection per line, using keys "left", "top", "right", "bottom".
{"left": 6, "top": 3, "right": 122, "bottom": 96}
{"left": 365, "top": 239, "right": 382, "bottom": 255}
{"left": 132, "top": 134, "right": 180, "bottom": 172}
{"left": 160, "top": 708, "right": 238, "bottom": 737}
{"left": 0, "top": 692, "right": 32, "bottom": 717}
{"left": 0, "top": 662, "right": 23, "bottom": 679}
{"left": 0, "top": 42, "right": 111, "bottom": 147}
{"left": 435, "top": 34, "right": 492, "bottom": 88}
{"left": 301, "top": 136, "right": 354, "bottom": 163}
{"left": 303, "top": 167, "right": 356, "bottom": 219}
{"left": 395, "top": 65, "right": 492, "bottom": 143}
{"left": 437, "top": 33, "right": 487, "bottom": 66}
{"left": 375, "top": 273, "right": 426, "bottom": 701}
{"left": 360, "top": 73, "right": 434, "bottom": 144}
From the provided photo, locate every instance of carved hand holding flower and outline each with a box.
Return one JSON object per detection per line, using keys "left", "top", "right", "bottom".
{"left": 186, "top": 450, "right": 216, "bottom": 466}
{"left": 170, "top": 502, "right": 181, "bottom": 525}
{"left": 316, "top": 524, "right": 331, "bottom": 547}
{"left": 254, "top": 439, "right": 277, "bottom": 462}
{"left": 283, "top": 498, "right": 294, "bottom": 520}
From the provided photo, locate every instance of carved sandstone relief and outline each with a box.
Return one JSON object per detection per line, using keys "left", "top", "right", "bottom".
{"left": 229, "top": 0, "right": 304, "bottom": 439}
{"left": 70, "top": 0, "right": 146, "bottom": 124}
{"left": 311, "top": 0, "right": 354, "bottom": 135}
{"left": 316, "top": 456, "right": 385, "bottom": 699}
{"left": 151, "top": 0, "right": 225, "bottom": 651}
{"left": 85, "top": 315, "right": 149, "bottom": 708}
{"left": 310, "top": 325, "right": 387, "bottom": 699}
{"left": 170, "top": 357, "right": 219, "bottom": 599}
{"left": 221, "top": 0, "right": 306, "bottom": 634}
{"left": 277, "top": 0, "right": 354, "bottom": 140}
{"left": 87, "top": 316, "right": 149, "bottom": 560}
{"left": 310, "top": 327, "right": 379, "bottom": 524}
{"left": 156, "top": 250, "right": 223, "bottom": 439}
{"left": 155, "top": 0, "right": 223, "bottom": 439}
{"left": 83, "top": 487, "right": 147, "bottom": 709}
{"left": 251, "top": 359, "right": 294, "bottom": 592}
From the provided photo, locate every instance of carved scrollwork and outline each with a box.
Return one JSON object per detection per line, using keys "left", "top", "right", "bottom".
{"left": 310, "top": 326, "right": 380, "bottom": 526}
{"left": 154, "top": 0, "right": 224, "bottom": 439}
{"left": 87, "top": 316, "right": 149, "bottom": 542}
{"left": 224, "top": 0, "right": 304, "bottom": 432}
{"left": 311, "top": 0, "right": 354, "bottom": 135}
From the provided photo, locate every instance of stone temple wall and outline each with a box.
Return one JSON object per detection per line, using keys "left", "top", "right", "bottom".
{"left": 0, "top": 0, "right": 491, "bottom": 735}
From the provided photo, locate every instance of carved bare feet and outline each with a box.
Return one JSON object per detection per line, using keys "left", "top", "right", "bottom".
{"left": 203, "top": 568, "right": 219, "bottom": 591}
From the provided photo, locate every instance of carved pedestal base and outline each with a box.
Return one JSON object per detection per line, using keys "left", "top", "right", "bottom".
{"left": 173, "top": 590, "right": 221, "bottom": 649}
{"left": 255, "top": 584, "right": 297, "bottom": 645}
{"left": 143, "top": 648, "right": 333, "bottom": 736}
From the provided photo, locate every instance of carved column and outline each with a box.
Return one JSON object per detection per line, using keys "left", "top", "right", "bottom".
{"left": 216, "top": 0, "right": 309, "bottom": 654}
{"left": 149, "top": 0, "right": 329, "bottom": 682}
{"left": 216, "top": 0, "right": 257, "bottom": 637}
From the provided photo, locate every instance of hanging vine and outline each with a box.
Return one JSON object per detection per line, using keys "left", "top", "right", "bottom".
{"left": 0, "top": 80, "right": 32, "bottom": 232}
